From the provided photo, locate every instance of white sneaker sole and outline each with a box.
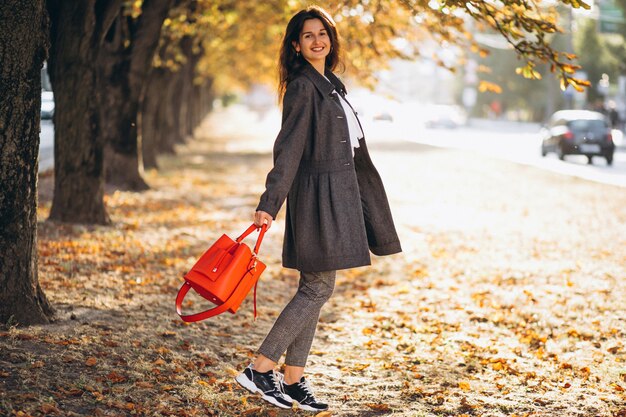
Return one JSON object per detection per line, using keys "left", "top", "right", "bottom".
{"left": 294, "top": 400, "right": 329, "bottom": 412}
{"left": 235, "top": 373, "right": 293, "bottom": 409}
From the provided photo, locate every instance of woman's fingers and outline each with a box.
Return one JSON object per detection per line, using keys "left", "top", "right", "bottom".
{"left": 254, "top": 211, "right": 273, "bottom": 230}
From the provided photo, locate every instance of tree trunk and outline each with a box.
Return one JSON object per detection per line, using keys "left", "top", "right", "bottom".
{"left": 46, "top": 0, "right": 121, "bottom": 224}
{"left": 194, "top": 77, "right": 214, "bottom": 128}
{"left": 99, "top": 0, "right": 172, "bottom": 190}
{"left": 176, "top": 37, "right": 194, "bottom": 142}
{"left": 200, "top": 78, "right": 215, "bottom": 123}
{"left": 0, "top": 0, "right": 54, "bottom": 325}
{"left": 142, "top": 66, "right": 171, "bottom": 169}
{"left": 150, "top": 67, "right": 180, "bottom": 156}
{"left": 182, "top": 46, "right": 204, "bottom": 138}
{"left": 164, "top": 67, "right": 185, "bottom": 150}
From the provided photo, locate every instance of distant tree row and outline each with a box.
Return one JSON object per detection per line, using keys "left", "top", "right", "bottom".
{"left": 466, "top": 2, "right": 626, "bottom": 121}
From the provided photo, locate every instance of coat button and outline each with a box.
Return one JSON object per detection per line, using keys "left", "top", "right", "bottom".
{"left": 337, "top": 115, "right": 344, "bottom": 119}
{"left": 340, "top": 140, "right": 347, "bottom": 143}
{"left": 344, "top": 162, "right": 350, "bottom": 166}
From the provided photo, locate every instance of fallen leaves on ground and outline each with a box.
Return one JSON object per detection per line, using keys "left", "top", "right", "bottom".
{"left": 2, "top": 108, "right": 625, "bottom": 416}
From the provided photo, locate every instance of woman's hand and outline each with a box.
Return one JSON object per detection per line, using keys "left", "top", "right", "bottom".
{"left": 254, "top": 210, "right": 273, "bottom": 230}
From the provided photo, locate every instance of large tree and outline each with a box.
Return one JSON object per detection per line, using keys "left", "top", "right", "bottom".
{"left": 0, "top": 0, "right": 54, "bottom": 325}
{"left": 46, "top": 0, "right": 122, "bottom": 224}
{"left": 98, "top": 0, "right": 173, "bottom": 190}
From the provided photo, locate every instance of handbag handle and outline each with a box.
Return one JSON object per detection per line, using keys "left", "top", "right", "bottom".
{"left": 176, "top": 268, "right": 259, "bottom": 322}
{"left": 236, "top": 223, "right": 268, "bottom": 255}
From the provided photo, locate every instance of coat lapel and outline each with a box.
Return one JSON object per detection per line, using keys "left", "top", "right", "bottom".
{"left": 300, "top": 62, "right": 347, "bottom": 98}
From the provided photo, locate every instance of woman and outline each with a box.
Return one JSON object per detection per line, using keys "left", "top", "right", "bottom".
{"left": 235, "top": 6, "right": 401, "bottom": 411}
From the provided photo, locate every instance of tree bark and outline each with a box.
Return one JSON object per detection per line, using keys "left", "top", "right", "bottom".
{"left": 142, "top": 66, "right": 171, "bottom": 169}
{"left": 47, "top": 0, "right": 122, "bottom": 224}
{"left": 166, "top": 66, "right": 186, "bottom": 149}
{"left": 99, "top": 0, "right": 172, "bottom": 190}
{"left": 181, "top": 44, "right": 204, "bottom": 138}
{"left": 0, "top": 0, "right": 54, "bottom": 325}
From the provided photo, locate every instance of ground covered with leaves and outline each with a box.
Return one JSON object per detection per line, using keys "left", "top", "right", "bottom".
{"left": 1, "top": 107, "right": 625, "bottom": 417}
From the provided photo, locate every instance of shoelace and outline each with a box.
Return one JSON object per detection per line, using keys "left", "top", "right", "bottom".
{"left": 272, "top": 372, "right": 286, "bottom": 394}
{"left": 297, "top": 379, "right": 316, "bottom": 400}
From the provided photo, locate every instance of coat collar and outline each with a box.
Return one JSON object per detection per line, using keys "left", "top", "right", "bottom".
{"left": 300, "top": 61, "right": 347, "bottom": 98}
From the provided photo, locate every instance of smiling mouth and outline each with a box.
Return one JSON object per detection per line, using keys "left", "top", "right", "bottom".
{"left": 311, "top": 47, "right": 325, "bottom": 52}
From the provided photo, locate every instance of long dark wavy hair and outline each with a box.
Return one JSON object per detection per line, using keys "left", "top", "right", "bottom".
{"left": 278, "top": 6, "right": 342, "bottom": 101}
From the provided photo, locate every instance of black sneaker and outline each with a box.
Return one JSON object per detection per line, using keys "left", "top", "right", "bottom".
{"left": 235, "top": 364, "right": 293, "bottom": 409}
{"left": 282, "top": 377, "right": 328, "bottom": 411}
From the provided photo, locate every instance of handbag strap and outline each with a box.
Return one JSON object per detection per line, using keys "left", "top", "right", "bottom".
{"left": 176, "top": 263, "right": 259, "bottom": 322}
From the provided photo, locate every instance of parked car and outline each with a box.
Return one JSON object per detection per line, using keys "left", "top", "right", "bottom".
{"left": 41, "top": 91, "right": 54, "bottom": 120}
{"left": 423, "top": 104, "right": 467, "bottom": 129}
{"left": 540, "top": 110, "right": 615, "bottom": 165}
{"left": 372, "top": 111, "right": 393, "bottom": 122}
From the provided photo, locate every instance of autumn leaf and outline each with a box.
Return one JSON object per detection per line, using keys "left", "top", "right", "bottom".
{"left": 197, "top": 379, "right": 213, "bottom": 387}
{"left": 478, "top": 80, "right": 502, "bottom": 94}
{"left": 40, "top": 403, "right": 61, "bottom": 414}
{"left": 607, "top": 346, "right": 620, "bottom": 354}
{"left": 459, "top": 381, "right": 471, "bottom": 391}
{"left": 85, "top": 357, "right": 98, "bottom": 367}
{"left": 106, "top": 371, "right": 127, "bottom": 383}
{"left": 362, "top": 327, "right": 375, "bottom": 335}
{"left": 242, "top": 408, "right": 263, "bottom": 416}
{"left": 367, "top": 403, "right": 391, "bottom": 411}
{"left": 492, "top": 361, "right": 504, "bottom": 371}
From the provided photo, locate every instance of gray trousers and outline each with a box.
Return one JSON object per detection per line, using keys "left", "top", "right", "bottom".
{"left": 258, "top": 270, "right": 336, "bottom": 367}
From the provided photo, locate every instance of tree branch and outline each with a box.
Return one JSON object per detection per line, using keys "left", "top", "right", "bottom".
{"left": 94, "top": 0, "right": 123, "bottom": 45}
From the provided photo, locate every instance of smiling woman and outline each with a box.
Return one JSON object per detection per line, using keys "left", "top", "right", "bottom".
{"left": 233, "top": 5, "right": 402, "bottom": 412}
{"left": 294, "top": 19, "right": 330, "bottom": 71}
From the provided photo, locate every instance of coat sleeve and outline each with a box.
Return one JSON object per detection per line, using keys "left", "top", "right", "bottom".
{"left": 256, "top": 79, "right": 314, "bottom": 219}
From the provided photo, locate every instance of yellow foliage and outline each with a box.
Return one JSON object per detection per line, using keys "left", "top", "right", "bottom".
{"left": 478, "top": 80, "right": 502, "bottom": 94}
{"left": 149, "top": 0, "right": 588, "bottom": 92}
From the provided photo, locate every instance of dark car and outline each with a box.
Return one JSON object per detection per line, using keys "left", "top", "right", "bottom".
{"left": 540, "top": 110, "right": 615, "bottom": 165}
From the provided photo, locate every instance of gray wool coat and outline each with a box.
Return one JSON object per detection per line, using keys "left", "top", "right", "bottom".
{"left": 256, "top": 62, "right": 402, "bottom": 272}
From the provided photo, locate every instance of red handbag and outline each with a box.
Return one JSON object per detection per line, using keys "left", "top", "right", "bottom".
{"left": 176, "top": 223, "right": 268, "bottom": 322}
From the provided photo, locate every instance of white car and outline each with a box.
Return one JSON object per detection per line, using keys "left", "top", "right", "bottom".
{"left": 41, "top": 91, "right": 54, "bottom": 120}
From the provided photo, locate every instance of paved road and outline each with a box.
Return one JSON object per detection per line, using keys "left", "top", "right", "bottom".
{"left": 38, "top": 107, "right": 626, "bottom": 189}
{"left": 39, "top": 119, "right": 54, "bottom": 172}
{"left": 363, "top": 117, "right": 626, "bottom": 188}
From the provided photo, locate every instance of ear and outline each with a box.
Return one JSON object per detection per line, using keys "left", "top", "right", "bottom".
{"left": 292, "top": 40, "right": 300, "bottom": 53}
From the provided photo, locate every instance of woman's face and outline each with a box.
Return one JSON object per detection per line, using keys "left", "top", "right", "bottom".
{"left": 293, "top": 18, "right": 331, "bottom": 67}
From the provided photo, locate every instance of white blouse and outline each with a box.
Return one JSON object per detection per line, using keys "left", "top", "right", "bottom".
{"left": 336, "top": 92, "right": 363, "bottom": 157}
{"left": 325, "top": 77, "right": 363, "bottom": 157}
